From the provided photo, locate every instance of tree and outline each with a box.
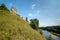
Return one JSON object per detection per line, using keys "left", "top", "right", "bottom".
{"left": 30, "top": 19, "right": 39, "bottom": 30}
{"left": 0, "top": 3, "right": 9, "bottom": 11}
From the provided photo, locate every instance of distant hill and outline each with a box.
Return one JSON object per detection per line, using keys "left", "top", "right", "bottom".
{"left": 0, "top": 4, "right": 46, "bottom": 40}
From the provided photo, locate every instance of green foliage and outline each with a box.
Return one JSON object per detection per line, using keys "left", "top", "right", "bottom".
{"left": 40, "top": 26, "right": 60, "bottom": 38}
{"left": 46, "top": 35, "right": 52, "bottom": 40}
{"left": 30, "top": 19, "right": 39, "bottom": 30}
{"left": 50, "top": 32, "right": 60, "bottom": 38}
{"left": 16, "top": 14, "right": 20, "bottom": 16}
{"left": 39, "top": 29, "right": 43, "bottom": 35}
{"left": 0, "top": 3, "right": 9, "bottom": 11}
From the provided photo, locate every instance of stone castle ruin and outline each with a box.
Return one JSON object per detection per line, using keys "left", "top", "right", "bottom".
{"left": 26, "top": 17, "right": 28, "bottom": 22}
{"left": 11, "top": 6, "right": 16, "bottom": 14}
{"left": 11, "top": 6, "right": 28, "bottom": 22}
{"left": 0, "top": 3, "right": 17, "bottom": 15}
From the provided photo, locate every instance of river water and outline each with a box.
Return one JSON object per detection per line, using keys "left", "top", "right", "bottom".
{"left": 42, "top": 30, "right": 60, "bottom": 40}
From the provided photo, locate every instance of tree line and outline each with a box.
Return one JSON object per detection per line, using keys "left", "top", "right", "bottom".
{"left": 40, "top": 26, "right": 60, "bottom": 34}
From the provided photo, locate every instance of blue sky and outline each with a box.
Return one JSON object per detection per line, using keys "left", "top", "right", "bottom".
{"left": 0, "top": 0, "right": 60, "bottom": 27}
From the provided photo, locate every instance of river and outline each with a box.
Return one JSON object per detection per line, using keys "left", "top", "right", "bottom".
{"left": 42, "top": 30, "right": 60, "bottom": 40}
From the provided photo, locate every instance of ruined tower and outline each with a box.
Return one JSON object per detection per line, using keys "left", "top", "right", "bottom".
{"left": 26, "top": 17, "right": 28, "bottom": 22}
{"left": 11, "top": 6, "right": 16, "bottom": 14}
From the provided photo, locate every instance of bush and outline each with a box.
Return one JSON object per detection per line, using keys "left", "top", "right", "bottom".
{"left": 39, "top": 29, "right": 43, "bottom": 35}
{"left": 30, "top": 18, "right": 39, "bottom": 30}
{"left": 46, "top": 35, "right": 52, "bottom": 40}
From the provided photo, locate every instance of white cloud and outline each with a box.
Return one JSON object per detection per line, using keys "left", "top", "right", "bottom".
{"left": 32, "top": 4, "right": 36, "bottom": 9}
{"left": 28, "top": 10, "right": 40, "bottom": 18}
{"left": 33, "top": 10, "right": 40, "bottom": 17}
{"left": 10, "top": 3, "right": 13, "bottom": 6}
{"left": 28, "top": 13, "right": 33, "bottom": 17}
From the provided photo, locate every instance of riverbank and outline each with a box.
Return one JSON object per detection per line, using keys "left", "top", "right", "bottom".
{"left": 42, "top": 30, "right": 60, "bottom": 40}
{"left": 50, "top": 32, "right": 60, "bottom": 38}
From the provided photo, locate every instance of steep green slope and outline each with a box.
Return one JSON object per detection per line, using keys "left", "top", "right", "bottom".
{"left": 0, "top": 10, "right": 46, "bottom": 40}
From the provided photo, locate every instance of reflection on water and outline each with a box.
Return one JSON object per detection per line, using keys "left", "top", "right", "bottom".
{"left": 42, "top": 30, "right": 60, "bottom": 40}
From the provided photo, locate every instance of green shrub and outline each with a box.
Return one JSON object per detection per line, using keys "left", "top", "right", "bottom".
{"left": 30, "top": 19, "right": 39, "bottom": 30}
{"left": 46, "top": 35, "right": 52, "bottom": 40}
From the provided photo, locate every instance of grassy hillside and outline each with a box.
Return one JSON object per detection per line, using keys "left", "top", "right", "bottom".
{"left": 0, "top": 10, "right": 46, "bottom": 40}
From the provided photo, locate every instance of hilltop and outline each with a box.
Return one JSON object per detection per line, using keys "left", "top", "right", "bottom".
{"left": 0, "top": 4, "right": 46, "bottom": 40}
